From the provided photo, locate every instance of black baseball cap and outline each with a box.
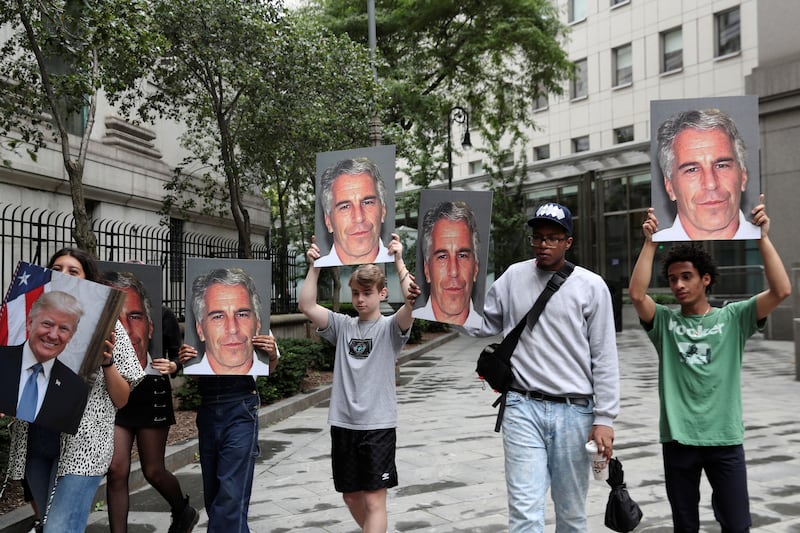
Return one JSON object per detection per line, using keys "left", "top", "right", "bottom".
{"left": 527, "top": 203, "right": 573, "bottom": 235}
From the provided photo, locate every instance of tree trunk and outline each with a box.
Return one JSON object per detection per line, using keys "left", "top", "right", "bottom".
{"left": 65, "top": 160, "right": 97, "bottom": 255}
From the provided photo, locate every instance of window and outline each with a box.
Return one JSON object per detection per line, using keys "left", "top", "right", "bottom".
{"left": 501, "top": 152, "right": 515, "bottom": 168}
{"left": 661, "top": 27, "right": 683, "bottom": 73}
{"left": 614, "top": 125, "right": 634, "bottom": 144}
{"left": 534, "top": 145, "right": 550, "bottom": 161}
{"left": 571, "top": 58, "right": 588, "bottom": 100}
{"left": 572, "top": 136, "right": 590, "bottom": 153}
{"left": 468, "top": 160, "right": 483, "bottom": 175}
{"left": 533, "top": 92, "right": 548, "bottom": 111}
{"left": 613, "top": 44, "right": 632, "bottom": 87}
{"left": 716, "top": 7, "right": 740, "bottom": 57}
{"left": 569, "top": 0, "right": 587, "bottom": 23}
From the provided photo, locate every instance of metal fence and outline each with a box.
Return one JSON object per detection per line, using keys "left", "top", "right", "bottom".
{"left": 0, "top": 204, "right": 297, "bottom": 319}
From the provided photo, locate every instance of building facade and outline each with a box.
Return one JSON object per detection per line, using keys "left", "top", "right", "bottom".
{"left": 441, "top": 0, "right": 799, "bottom": 339}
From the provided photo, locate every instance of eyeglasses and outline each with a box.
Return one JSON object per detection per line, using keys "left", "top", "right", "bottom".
{"left": 529, "top": 235, "right": 567, "bottom": 247}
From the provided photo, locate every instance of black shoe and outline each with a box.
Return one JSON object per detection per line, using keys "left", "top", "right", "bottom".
{"left": 168, "top": 496, "right": 199, "bottom": 533}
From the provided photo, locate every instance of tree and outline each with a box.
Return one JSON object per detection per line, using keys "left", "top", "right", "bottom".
{"left": 0, "top": 0, "right": 160, "bottom": 254}
{"left": 311, "top": 0, "right": 573, "bottom": 192}
{"left": 142, "top": 0, "right": 287, "bottom": 258}
{"left": 239, "top": 15, "right": 382, "bottom": 250}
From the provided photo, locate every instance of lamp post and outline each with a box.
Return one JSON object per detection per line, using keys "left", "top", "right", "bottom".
{"left": 447, "top": 106, "right": 472, "bottom": 190}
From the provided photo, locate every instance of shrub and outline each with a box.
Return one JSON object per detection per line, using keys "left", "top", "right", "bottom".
{"left": 264, "top": 349, "right": 308, "bottom": 398}
{"left": 174, "top": 377, "right": 201, "bottom": 411}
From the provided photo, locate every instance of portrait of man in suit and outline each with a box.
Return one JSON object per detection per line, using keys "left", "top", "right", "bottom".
{"left": 183, "top": 267, "right": 271, "bottom": 376}
{"left": 0, "top": 291, "right": 89, "bottom": 434}
{"left": 650, "top": 97, "right": 761, "bottom": 242}
{"left": 314, "top": 145, "right": 396, "bottom": 267}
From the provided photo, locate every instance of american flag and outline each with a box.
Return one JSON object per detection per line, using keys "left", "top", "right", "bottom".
{"left": 0, "top": 261, "right": 52, "bottom": 346}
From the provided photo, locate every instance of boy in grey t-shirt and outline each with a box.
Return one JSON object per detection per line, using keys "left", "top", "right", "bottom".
{"left": 299, "top": 233, "right": 419, "bottom": 533}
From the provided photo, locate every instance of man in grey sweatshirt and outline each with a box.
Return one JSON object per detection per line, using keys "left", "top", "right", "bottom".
{"left": 464, "top": 202, "right": 620, "bottom": 533}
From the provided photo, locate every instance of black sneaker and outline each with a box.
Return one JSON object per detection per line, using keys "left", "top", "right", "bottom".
{"left": 168, "top": 497, "right": 199, "bottom": 533}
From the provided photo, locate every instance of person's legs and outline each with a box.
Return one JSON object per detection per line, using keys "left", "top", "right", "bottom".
{"left": 42, "top": 474, "right": 103, "bottom": 533}
{"left": 342, "top": 489, "right": 387, "bottom": 533}
{"left": 502, "top": 392, "right": 550, "bottom": 533}
{"left": 199, "top": 396, "right": 259, "bottom": 533}
{"left": 138, "top": 426, "right": 199, "bottom": 533}
{"left": 663, "top": 441, "right": 703, "bottom": 533}
{"left": 137, "top": 426, "right": 185, "bottom": 510}
{"left": 24, "top": 425, "right": 60, "bottom": 519}
{"left": 548, "top": 400, "right": 594, "bottom": 533}
{"left": 106, "top": 425, "right": 136, "bottom": 532}
{"left": 705, "top": 445, "right": 751, "bottom": 533}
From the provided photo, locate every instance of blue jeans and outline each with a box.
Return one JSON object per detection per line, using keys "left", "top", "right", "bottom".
{"left": 43, "top": 474, "right": 103, "bottom": 532}
{"left": 502, "top": 391, "right": 594, "bottom": 533}
{"left": 197, "top": 394, "right": 260, "bottom": 533}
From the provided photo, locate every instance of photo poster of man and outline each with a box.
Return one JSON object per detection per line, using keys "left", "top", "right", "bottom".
{"left": 97, "top": 261, "right": 165, "bottom": 368}
{"left": 0, "top": 261, "right": 124, "bottom": 434}
{"left": 182, "top": 258, "right": 272, "bottom": 376}
{"left": 650, "top": 95, "right": 761, "bottom": 242}
{"left": 313, "top": 144, "right": 396, "bottom": 267}
{"left": 412, "top": 189, "right": 493, "bottom": 329}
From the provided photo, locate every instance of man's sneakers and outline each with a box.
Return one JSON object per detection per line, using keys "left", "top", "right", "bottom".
{"left": 168, "top": 496, "right": 199, "bottom": 533}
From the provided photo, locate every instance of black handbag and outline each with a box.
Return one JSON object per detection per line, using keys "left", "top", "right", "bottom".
{"left": 476, "top": 261, "right": 574, "bottom": 432}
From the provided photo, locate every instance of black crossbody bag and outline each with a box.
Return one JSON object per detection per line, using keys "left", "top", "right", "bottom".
{"left": 476, "top": 261, "right": 574, "bottom": 432}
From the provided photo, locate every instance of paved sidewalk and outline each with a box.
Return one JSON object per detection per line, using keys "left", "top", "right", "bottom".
{"left": 5, "top": 321, "right": 800, "bottom": 532}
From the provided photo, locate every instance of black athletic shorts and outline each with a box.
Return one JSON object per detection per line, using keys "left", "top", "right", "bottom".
{"left": 330, "top": 426, "right": 398, "bottom": 493}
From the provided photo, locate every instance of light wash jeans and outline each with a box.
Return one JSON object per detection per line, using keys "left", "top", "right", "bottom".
{"left": 502, "top": 391, "right": 594, "bottom": 533}
{"left": 43, "top": 473, "right": 104, "bottom": 532}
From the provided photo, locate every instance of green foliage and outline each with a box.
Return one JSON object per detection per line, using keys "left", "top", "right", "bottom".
{"left": 652, "top": 293, "right": 678, "bottom": 304}
{"left": 482, "top": 130, "right": 530, "bottom": 275}
{"left": 0, "top": 0, "right": 161, "bottom": 252}
{"left": 144, "top": 1, "right": 381, "bottom": 255}
{"left": 173, "top": 377, "right": 202, "bottom": 411}
{"left": 264, "top": 349, "right": 309, "bottom": 399}
{"left": 311, "top": 0, "right": 573, "bottom": 191}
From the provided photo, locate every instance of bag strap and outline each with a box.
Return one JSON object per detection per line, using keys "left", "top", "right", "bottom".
{"left": 490, "top": 261, "right": 574, "bottom": 433}
{"left": 496, "top": 261, "right": 575, "bottom": 361}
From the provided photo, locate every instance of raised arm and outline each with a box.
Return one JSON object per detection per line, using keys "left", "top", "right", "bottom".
{"left": 629, "top": 208, "right": 658, "bottom": 325}
{"left": 388, "top": 233, "right": 420, "bottom": 333}
{"left": 298, "top": 236, "right": 331, "bottom": 330}
{"left": 751, "top": 195, "right": 792, "bottom": 320}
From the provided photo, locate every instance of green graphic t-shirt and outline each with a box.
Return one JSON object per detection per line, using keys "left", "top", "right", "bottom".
{"left": 647, "top": 297, "right": 762, "bottom": 446}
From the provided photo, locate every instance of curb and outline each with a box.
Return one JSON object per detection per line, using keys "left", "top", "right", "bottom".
{"left": 0, "top": 331, "right": 459, "bottom": 532}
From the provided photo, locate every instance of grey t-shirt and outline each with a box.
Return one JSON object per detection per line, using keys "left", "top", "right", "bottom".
{"left": 318, "top": 310, "right": 409, "bottom": 430}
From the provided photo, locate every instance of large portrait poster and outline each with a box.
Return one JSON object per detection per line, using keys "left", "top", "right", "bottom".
{"left": 182, "top": 258, "right": 272, "bottom": 376}
{"left": 313, "top": 145, "right": 396, "bottom": 267}
{"left": 650, "top": 96, "right": 761, "bottom": 242}
{"left": 0, "top": 261, "right": 124, "bottom": 434}
{"left": 412, "top": 189, "right": 493, "bottom": 329}
{"left": 98, "top": 261, "right": 164, "bottom": 375}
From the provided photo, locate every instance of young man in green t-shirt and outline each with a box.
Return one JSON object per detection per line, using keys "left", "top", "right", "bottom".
{"left": 629, "top": 194, "right": 791, "bottom": 532}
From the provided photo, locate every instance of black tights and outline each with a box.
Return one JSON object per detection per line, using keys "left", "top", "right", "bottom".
{"left": 106, "top": 425, "right": 185, "bottom": 532}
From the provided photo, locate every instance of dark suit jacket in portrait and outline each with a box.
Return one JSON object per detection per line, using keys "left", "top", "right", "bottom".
{"left": 0, "top": 345, "right": 90, "bottom": 434}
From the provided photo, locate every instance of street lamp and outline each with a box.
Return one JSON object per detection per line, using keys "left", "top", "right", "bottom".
{"left": 447, "top": 106, "right": 472, "bottom": 190}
